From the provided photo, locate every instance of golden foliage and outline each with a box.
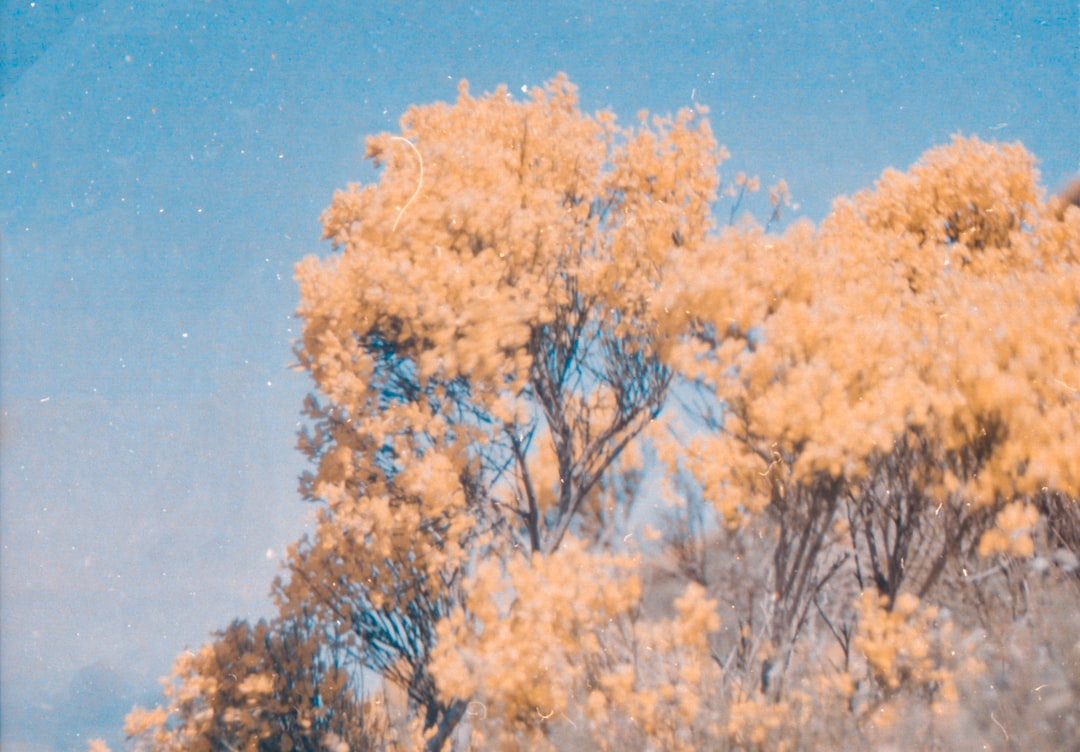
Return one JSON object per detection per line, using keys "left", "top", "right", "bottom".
{"left": 977, "top": 501, "right": 1041, "bottom": 558}
{"left": 667, "top": 136, "right": 1080, "bottom": 512}
{"left": 125, "top": 617, "right": 383, "bottom": 752}
{"left": 430, "top": 537, "right": 640, "bottom": 748}
{"left": 120, "top": 78, "right": 1080, "bottom": 751}
{"left": 852, "top": 591, "right": 979, "bottom": 708}
{"left": 660, "top": 137, "right": 1080, "bottom": 637}
{"left": 279, "top": 75, "right": 723, "bottom": 742}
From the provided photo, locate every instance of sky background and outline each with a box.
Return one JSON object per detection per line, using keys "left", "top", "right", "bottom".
{"left": 1, "top": 1, "right": 1076, "bottom": 749}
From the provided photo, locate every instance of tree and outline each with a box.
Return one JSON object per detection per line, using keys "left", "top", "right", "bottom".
{"left": 276, "top": 74, "right": 722, "bottom": 749}
{"left": 118, "top": 79, "right": 1080, "bottom": 750}
{"left": 661, "top": 134, "right": 1080, "bottom": 696}
{"left": 125, "top": 612, "right": 384, "bottom": 752}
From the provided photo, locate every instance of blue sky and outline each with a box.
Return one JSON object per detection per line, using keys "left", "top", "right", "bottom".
{"left": 1, "top": 1, "right": 1076, "bottom": 749}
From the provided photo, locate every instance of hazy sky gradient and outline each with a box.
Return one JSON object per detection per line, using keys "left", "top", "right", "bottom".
{"left": 1, "top": 1, "right": 1076, "bottom": 749}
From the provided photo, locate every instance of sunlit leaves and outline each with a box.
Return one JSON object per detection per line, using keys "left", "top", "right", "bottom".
{"left": 125, "top": 616, "right": 382, "bottom": 752}
{"left": 122, "top": 81, "right": 1080, "bottom": 751}
{"left": 666, "top": 135, "right": 1080, "bottom": 542}
{"left": 283, "top": 75, "right": 724, "bottom": 742}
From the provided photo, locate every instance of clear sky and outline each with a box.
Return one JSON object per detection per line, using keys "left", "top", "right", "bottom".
{"left": 1, "top": 1, "right": 1076, "bottom": 749}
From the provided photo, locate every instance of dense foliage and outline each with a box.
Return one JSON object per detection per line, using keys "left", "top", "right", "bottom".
{"left": 117, "top": 78, "right": 1080, "bottom": 752}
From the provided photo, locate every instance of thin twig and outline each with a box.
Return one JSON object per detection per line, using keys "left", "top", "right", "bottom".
{"left": 391, "top": 137, "right": 424, "bottom": 232}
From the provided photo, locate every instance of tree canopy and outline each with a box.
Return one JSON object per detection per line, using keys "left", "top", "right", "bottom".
{"left": 121, "top": 77, "right": 1080, "bottom": 752}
